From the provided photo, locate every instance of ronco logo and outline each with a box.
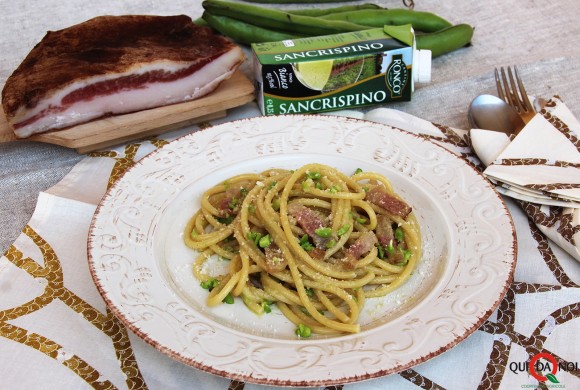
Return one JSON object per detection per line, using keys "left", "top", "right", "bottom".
{"left": 386, "top": 54, "right": 408, "bottom": 98}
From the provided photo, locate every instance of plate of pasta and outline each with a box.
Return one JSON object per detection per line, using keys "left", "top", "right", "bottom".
{"left": 88, "top": 114, "right": 516, "bottom": 386}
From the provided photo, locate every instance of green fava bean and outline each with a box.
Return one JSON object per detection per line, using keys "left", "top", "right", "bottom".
{"left": 203, "top": 0, "right": 368, "bottom": 36}
{"left": 243, "top": 0, "right": 356, "bottom": 3}
{"left": 321, "top": 9, "right": 453, "bottom": 33}
{"left": 202, "top": 12, "right": 301, "bottom": 45}
{"left": 288, "top": 4, "right": 383, "bottom": 17}
{"left": 416, "top": 23, "right": 474, "bottom": 57}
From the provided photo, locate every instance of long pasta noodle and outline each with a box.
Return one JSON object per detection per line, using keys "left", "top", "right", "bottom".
{"left": 184, "top": 163, "right": 421, "bottom": 335}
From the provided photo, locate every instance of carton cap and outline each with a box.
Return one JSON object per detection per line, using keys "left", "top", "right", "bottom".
{"left": 413, "top": 49, "right": 432, "bottom": 83}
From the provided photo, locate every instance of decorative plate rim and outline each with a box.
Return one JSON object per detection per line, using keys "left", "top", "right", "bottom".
{"left": 87, "top": 114, "right": 517, "bottom": 387}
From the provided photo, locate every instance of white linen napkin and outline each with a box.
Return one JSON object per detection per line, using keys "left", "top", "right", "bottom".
{"left": 482, "top": 95, "right": 580, "bottom": 206}
{"left": 469, "top": 95, "right": 580, "bottom": 261}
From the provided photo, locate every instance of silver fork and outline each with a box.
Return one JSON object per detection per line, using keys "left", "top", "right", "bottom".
{"left": 495, "top": 66, "right": 536, "bottom": 124}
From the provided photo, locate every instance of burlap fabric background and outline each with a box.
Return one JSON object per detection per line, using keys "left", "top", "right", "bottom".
{"left": 0, "top": 1, "right": 579, "bottom": 390}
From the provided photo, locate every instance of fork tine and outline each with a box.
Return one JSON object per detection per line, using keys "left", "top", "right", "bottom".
{"left": 506, "top": 66, "right": 525, "bottom": 112}
{"left": 500, "top": 67, "right": 518, "bottom": 109}
{"left": 494, "top": 68, "right": 507, "bottom": 102}
{"left": 513, "top": 66, "right": 534, "bottom": 112}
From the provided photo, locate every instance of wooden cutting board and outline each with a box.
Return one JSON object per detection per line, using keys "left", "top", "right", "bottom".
{"left": 0, "top": 71, "right": 255, "bottom": 153}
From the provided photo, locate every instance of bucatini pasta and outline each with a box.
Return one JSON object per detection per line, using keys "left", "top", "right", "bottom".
{"left": 184, "top": 163, "right": 421, "bottom": 336}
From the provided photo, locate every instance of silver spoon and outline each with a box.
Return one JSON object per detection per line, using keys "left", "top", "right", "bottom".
{"left": 468, "top": 94, "right": 525, "bottom": 135}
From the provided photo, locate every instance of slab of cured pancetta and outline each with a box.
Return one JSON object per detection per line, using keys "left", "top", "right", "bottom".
{"left": 1, "top": 14, "right": 245, "bottom": 138}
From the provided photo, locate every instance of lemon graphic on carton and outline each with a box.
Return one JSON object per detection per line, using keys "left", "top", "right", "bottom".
{"left": 293, "top": 59, "right": 334, "bottom": 91}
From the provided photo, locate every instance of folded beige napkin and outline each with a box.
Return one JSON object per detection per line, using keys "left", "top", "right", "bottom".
{"left": 469, "top": 96, "right": 580, "bottom": 261}
{"left": 481, "top": 96, "right": 580, "bottom": 206}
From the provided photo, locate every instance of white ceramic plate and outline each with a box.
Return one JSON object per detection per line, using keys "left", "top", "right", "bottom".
{"left": 88, "top": 115, "right": 516, "bottom": 386}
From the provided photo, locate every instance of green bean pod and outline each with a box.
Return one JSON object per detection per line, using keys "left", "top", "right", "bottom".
{"left": 202, "top": 12, "right": 301, "bottom": 45}
{"left": 416, "top": 23, "right": 474, "bottom": 57}
{"left": 321, "top": 9, "right": 453, "bottom": 33}
{"left": 193, "top": 17, "right": 209, "bottom": 26}
{"left": 242, "top": 0, "right": 358, "bottom": 3}
{"left": 202, "top": 0, "right": 473, "bottom": 59}
{"left": 202, "top": 0, "right": 368, "bottom": 36}
{"left": 288, "top": 3, "right": 383, "bottom": 16}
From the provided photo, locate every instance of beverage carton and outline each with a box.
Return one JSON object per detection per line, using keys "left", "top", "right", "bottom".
{"left": 252, "top": 25, "right": 431, "bottom": 116}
